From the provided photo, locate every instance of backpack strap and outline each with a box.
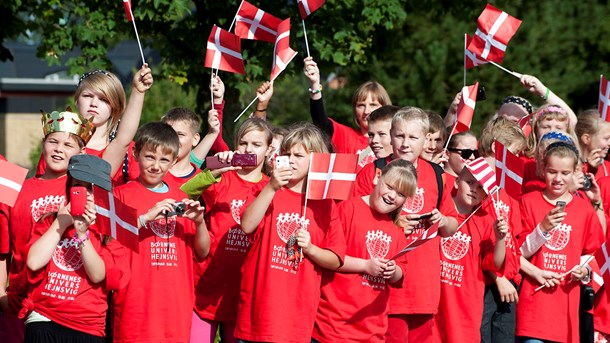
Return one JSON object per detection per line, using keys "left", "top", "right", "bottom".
{"left": 428, "top": 161, "right": 445, "bottom": 209}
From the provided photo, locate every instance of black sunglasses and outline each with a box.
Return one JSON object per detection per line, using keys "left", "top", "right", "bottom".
{"left": 447, "top": 148, "right": 479, "bottom": 159}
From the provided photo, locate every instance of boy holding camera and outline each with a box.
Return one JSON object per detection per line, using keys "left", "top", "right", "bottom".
{"left": 112, "top": 122, "right": 210, "bottom": 343}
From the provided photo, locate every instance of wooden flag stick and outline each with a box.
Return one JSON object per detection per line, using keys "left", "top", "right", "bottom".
{"left": 210, "top": 73, "right": 215, "bottom": 107}
{"left": 490, "top": 61, "right": 522, "bottom": 79}
{"left": 228, "top": 0, "right": 245, "bottom": 33}
{"left": 532, "top": 255, "right": 594, "bottom": 294}
{"left": 233, "top": 96, "right": 258, "bottom": 123}
{"left": 302, "top": 20, "right": 311, "bottom": 57}
{"left": 129, "top": 12, "right": 146, "bottom": 65}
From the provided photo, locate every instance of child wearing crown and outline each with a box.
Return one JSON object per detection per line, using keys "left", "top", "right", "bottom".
{"left": 0, "top": 110, "right": 94, "bottom": 343}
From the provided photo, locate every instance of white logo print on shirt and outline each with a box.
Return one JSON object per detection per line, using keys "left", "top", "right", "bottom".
{"left": 493, "top": 200, "right": 516, "bottom": 252}
{"left": 148, "top": 216, "right": 177, "bottom": 238}
{"left": 365, "top": 230, "right": 392, "bottom": 259}
{"left": 545, "top": 223, "right": 572, "bottom": 251}
{"left": 403, "top": 188, "right": 425, "bottom": 213}
{"left": 31, "top": 195, "right": 65, "bottom": 222}
{"left": 441, "top": 231, "right": 472, "bottom": 261}
{"left": 276, "top": 213, "right": 309, "bottom": 243}
{"left": 231, "top": 199, "right": 246, "bottom": 225}
{"left": 52, "top": 238, "right": 83, "bottom": 271}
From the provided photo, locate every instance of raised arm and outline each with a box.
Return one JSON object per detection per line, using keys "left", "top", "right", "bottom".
{"left": 103, "top": 64, "right": 153, "bottom": 177}
{"left": 252, "top": 81, "right": 274, "bottom": 120}
{"left": 520, "top": 74, "right": 577, "bottom": 131}
{"left": 304, "top": 57, "right": 334, "bottom": 136}
{"left": 192, "top": 108, "right": 221, "bottom": 162}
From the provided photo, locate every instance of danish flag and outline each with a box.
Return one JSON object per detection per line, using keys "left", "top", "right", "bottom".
{"left": 205, "top": 25, "right": 245, "bottom": 75}
{"left": 122, "top": 0, "right": 133, "bottom": 22}
{"left": 270, "top": 19, "right": 298, "bottom": 81}
{"left": 467, "top": 4, "right": 522, "bottom": 63}
{"left": 456, "top": 82, "right": 479, "bottom": 128}
{"left": 518, "top": 113, "right": 533, "bottom": 137}
{"left": 94, "top": 188, "right": 139, "bottom": 252}
{"left": 298, "top": 0, "right": 326, "bottom": 20}
{"left": 594, "top": 241, "right": 610, "bottom": 296}
{"left": 599, "top": 75, "right": 610, "bottom": 121}
{"left": 234, "top": 1, "right": 282, "bottom": 43}
{"left": 585, "top": 255, "right": 604, "bottom": 293}
{"left": 465, "top": 157, "right": 498, "bottom": 195}
{"left": 306, "top": 153, "right": 358, "bottom": 200}
{"left": 0, "top": 159, "right": 28, "bottom": 207}
{"left": 449, "top": 120, "right": 471, "bottom": 136}
{"left": 494, "top": 140, "right": 524, "bottom": 199}
{"left": 465, "top": 34, "right": 488, "bottom": 69}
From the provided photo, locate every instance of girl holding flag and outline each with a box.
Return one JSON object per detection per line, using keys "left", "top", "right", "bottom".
{"left": 236, "top": 123, "right": 346, "bottom": 343}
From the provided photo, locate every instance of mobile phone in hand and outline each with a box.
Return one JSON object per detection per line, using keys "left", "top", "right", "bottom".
{"left": 70, "top": 186, "right": 87, "bottom": 216}
{"left": 232, "top": 154, "right": 257, "bottom": 167}
{"left": 205, "top": 156, "right": 231, "bottom": 170}
{"left": 275, "top": 156, "right": 290, "bottom": 169}
{"left": 555, "top": 201, "right": 566, "bottom": 212}
{"left": 414, "top": 212, "right": 433, "bottom": 221}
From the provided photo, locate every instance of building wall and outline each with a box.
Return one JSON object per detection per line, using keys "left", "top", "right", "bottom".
{"left": 0, "top": 112, "right": 42, "bottom": 169}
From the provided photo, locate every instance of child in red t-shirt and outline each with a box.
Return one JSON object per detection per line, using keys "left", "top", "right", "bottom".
{"left": 443, "top": 131, "right": 478, "bottom": 190}
{"left": 576, "top": 110, "right": 610, "bottom": 180}
{"left": 235, "top": 123, "right": 346, "bottom": 343}
{"left": 366, "top": 105, "right": 398, "bottom": 164}
{"left": 314, "top": 160, "right": 416, "bottom": 343}
{"left": 435, "top": 159, "right": 511, "bottom": 343}
{"left": 1, "top": 110, "right": 94, "bottom": 343}
{"left": 112, "top": 122, "right": 210, "bottom": 343}
{"left": 21, "top": 155, "right": 129, "bottom": 342}
{"left": 421, "top": 110, "right": 447, "bottom": 166}
{"left": 181, "top": 118, "right": 274, "bottom": 343}
{"left": 517, "top": 141, "right": 603, "bottom": 342}
{"left": 36, "top": 67, "right": 153, "bottom": 186}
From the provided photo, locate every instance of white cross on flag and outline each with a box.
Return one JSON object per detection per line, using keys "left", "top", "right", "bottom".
{"left": 494, "top": 140, "right": 524, "bottom": 199}
{"left": 594, "top": 241, "right": 610, "bottom": 297}
{"left": 465, "top": 34, "right": 488, "bottom": 69}
{"left": 306, "top": 153, "right": 358, "bottom": 200}
{"left": 585, "top": 255, "right": 604, "bottom": 293}
{"left": 235, "top": 1, "right": 282, "bottom": 43}
{"left": 205, "top": 25, "right": 245, "bottom": 75}
{"left": 456, "top": 82, "right": 479, "bottom": 128}
{"left": 298, "top": 0, "right": 326, "bottom": 20}
{"left": 599, "top": 75, "right": 610, "bottom": 122}
{"left": 122, "top": 0, "right": 133, "bottom": 22}
{"left": 465, "top": 157, "right": 498, "bottom": 195}
{"left": 467, "top": 4, "right": 522, "bottom": 64}
{"left": 94, "top": 188, "right": 139, "bottom": 252}
{"left": 0, "top": 158, "right": 28, "bottom": 207}
{"left": 270, "top": 19, "right": 298, "bottom": 82}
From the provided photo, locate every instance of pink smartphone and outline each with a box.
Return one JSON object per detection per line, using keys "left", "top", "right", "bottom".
{"left": 205, "top": 156, "right": 231, "bottom": 169}
{"left": 232, "top": 154, "right": 257, "bottom": 167}
{"left": 70, "top": 186, "right": 87, "bottom": 216}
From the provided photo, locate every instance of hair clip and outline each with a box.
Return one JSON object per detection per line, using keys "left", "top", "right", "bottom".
{"left": 502, "top": 96, "right": 533, "bottom": 114}
{"left": 78, "top": 69, "right": 111, "bottom": 85}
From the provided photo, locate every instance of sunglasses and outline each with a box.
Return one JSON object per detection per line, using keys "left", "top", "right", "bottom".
{"left": 447, "top": 148, "right": 479, "bottom": 159}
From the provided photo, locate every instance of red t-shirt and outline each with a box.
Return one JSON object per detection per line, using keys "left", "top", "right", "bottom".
{"left": 164, "top": 163, "right": 201, "bottom": 190}
{"left": 521, "top": 155, "right": 545, "bottom": 194}
{"left": 517, "top": 191, "right": 603, "bottom": 342}
{"left": 595, "top": 176, "right": 610, "bottom": 334}
{"left": 5, "top": 176, "right": 67, "bottom": 314}
{"left": 23, "top": 220, "right": 129, "bottom": 337}
{"left": 329, "top": 118, "right": 368, "bottom": 155}
{"left": 436, "top": 204, "right": 503, "bottom": 343}
{"left": 234, "top": 188, "right": 346, "bottom": 343}
{"left": 313, "top": 197, "right": 407, "bottom": 343}
{"left": 194, "top": 171, "right": 269, "bottom": 323}
{"left": 582, "top": 159, "right": 610, "bottom": 180}
{"left": 112, "top": 181, "right": 197, "bottom": 343}
{"left": 35, "top": 143, "right": 139, "bottom": 187}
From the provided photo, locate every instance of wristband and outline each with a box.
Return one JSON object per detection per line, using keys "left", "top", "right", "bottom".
{"left": 592, "top": 200, "right": 603, "bottom": 210}
{"left": 73, "top": 230, "right": 90, "bottom": 250}
{"left": 308, "top": 85, "right": 323, "bottom": 94}
{"left": 541, "top": 88, "right": 550, "bottom": 101}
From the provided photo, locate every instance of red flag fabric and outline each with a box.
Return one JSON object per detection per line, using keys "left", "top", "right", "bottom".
{"left": 0, "top": 159, "right": 28, "bottom": 207}
{"left": 205, "top": 25, "right": 245, "bottom": 75}
{"left": 465, "top": 157, "right": 498, "bottom": 195}
{"left": 467, "top": 4, "right": 522, "bottom": 63}
{"left": 235, "top": 1, "right": 282, "bottom": 43}
{"left": 594, "top": 241, "right": 610, "bottom": 296}
{"left": 449, "top": 119, "right": 471, "bottom": 136}
{"left": 306, "top": 153, "right": 358, "bottom": 200}
{"left": 587, "top": 256, "right": 604, "bottom": 293}
{"left": 122, "top": 0, "right": 133, "bottom": 22}
{"left": 494, "top": 140, "right": 524, "bottom": 199}
{"left": 94, "top": 188, "right": 139, "bottom": 252}
{"left": 298, "top": 0, "right": 325, "bottom": 20}
{"left": 518, "top": 113, "right": 533, "bottom": 137}
{"left": 599, "top": 75, "right": 610, "bottom": 122}
{"left": 270, "top": 19, "right": 298, "bottom": 81}
{"left": 465, "top": 34, "right": 488, "bottom": 69}
{"left": 456, "top": 82, "right": 479, "bottom": 128}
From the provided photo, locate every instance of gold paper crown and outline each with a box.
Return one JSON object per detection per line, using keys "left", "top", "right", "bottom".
{"left": 41, "top": 108, "right": 95, "bottom": 144}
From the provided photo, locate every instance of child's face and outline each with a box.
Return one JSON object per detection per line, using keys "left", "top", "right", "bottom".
{"left": 367, "top": 120, "right": 392, "bottom": 158}
{"left": 370, "top": 175, "right": 407, "bottom": 214}
{"left": 421, "top": 130, "right": 444, "bottom": 161}
{"left": 390, "top": 120, "right": 426, "bottom": 163}
{"left": 75, "top": 89, "right": 112, "bottom": 128}
{"left": 354, "top": 92, "right": 381, "bottom": 131}
{"left": 589, "top": 124, "right": 610, "bottom": 156}
{"left": 454, "top": 170, "right": 486, "bottom": 208}
{"left": 168, "top": 121, "right": 199, "bottom": 162}
{"left": 135, "top": 145, "right": 176, "bottom": 188}
{"left": 447, "top": 135, "right": 478, "bottom": 175}
{"left": 42, "top": 132, "right": 84, "bottom": 175}
{"left": 284, "top": 144, "right": 310, "bottom": 183}
{"left": 237, "top": 129, "right": 271, "bottom": 169}
{"left": 536, "top": 118, "right": 568, "bottom": 138}
{"left": 543, "top": 156, "right": 575, "bottom": 197}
